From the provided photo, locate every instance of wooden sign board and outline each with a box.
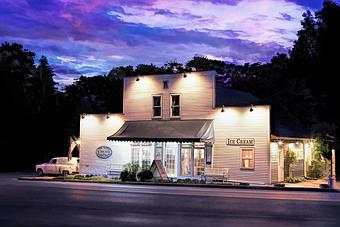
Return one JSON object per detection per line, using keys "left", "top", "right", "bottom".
{"left": 150, "top": 160, "right": 168, "bottom": 180}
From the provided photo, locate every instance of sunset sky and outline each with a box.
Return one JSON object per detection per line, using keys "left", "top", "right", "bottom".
{"left": 0, "top": 0, "right": 337, "bottom": 86}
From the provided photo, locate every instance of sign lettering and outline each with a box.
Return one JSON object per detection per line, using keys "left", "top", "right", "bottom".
{"left": 226, "top": 138, "right": 255, "bottom": 146}
{"left": 96, "top": 146, "right": 112, "bottom": 159}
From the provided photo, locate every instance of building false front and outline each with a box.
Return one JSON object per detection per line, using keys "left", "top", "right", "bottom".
{"left": 79, "top": 71, "right": 313, "bottom": 184}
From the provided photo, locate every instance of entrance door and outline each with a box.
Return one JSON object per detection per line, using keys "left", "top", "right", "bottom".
{"left": 165, "top": 144, "right": 177, "bottom": 176}
{"left": 194, "top": 148, "right": 205, "bottom": 176}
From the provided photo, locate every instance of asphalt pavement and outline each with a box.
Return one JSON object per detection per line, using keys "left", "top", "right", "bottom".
{"left": 1, "top": 172, "right": 340, "bottom": 227}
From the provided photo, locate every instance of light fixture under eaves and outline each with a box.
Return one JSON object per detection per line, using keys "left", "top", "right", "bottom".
{"left": 106, "top": 112, "right": 111, "bottom": 119}
{"left": 221, "top": 105, "right": 225, "bottom": 112}
{"left": 81, "top": 113, "right": 86, "bottom": 119}
{"left": 249, "top": 104, "right": 254, "bottom": 112}
{"left": 136, "top": 75, "right": 140, "bottom": 81}
{"left": 183, "top": 73, "right": 187, "bottom": 78}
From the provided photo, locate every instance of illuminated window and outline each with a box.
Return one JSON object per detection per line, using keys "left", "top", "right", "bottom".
{"left": 131, "top": 147, "right": 140, "bottom": 165}
{"left": 240, "top": 148, "right": 254, "bottom": 169}
{"left": 153, "top": 96, "right": 162, "bottom": 117}
{"left": 171, "top": 95, "right": 180, "bottom": 117}
{"left": 154, "top": 143, "right": 163, "bottom": 161}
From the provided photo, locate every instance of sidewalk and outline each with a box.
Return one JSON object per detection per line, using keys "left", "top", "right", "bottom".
{"left": 284, "top": 177, "right": 340, "bottom": 189}
{"left": 18, "top": 175, "right": 340, "bottom": 192}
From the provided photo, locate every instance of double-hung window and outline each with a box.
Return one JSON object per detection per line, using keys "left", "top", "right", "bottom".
{"left": 153, "top": 96, "right": 162, "bottom": 118}
{"left": 171, "top": 95, "right": 180, "bottom": 117}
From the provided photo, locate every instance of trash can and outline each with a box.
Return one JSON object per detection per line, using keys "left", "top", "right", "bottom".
{"left": 328, "top": 175, "right": 335, "bottom": 189}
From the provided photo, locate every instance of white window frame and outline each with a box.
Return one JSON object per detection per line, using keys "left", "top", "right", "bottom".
{"left": 152, "top": 95, "right": 162, "bottom": 118}
{"left": 240, "top": 147, "right": 255, "bottom": 170}
{"left": 170, "top": 94, "right": 181, "bottom": 118}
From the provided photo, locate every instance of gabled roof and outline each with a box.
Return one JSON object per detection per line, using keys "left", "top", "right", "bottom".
{"left": 215, "top": 83, "right": 265, "bottom": 107}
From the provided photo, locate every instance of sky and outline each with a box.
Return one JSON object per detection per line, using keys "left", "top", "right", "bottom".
{"left": 0, "top": 0, "right": 338, "bottom": 86}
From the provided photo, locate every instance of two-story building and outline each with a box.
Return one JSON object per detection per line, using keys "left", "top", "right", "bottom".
{"left": 79, "top": 71, "right": 316, "bottom": 184}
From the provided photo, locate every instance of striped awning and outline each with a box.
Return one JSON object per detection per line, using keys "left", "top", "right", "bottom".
{"left": 107, "top": 120, "right": 214, "bottom": 143}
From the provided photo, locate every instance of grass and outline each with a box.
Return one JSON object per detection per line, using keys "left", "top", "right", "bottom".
{"left": 55, "top": 174, "right": 120, "bottom": 183}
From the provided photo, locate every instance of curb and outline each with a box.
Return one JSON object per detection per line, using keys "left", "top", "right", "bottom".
{"left": 18, "top": 177, "right": 340, "bottom": 193}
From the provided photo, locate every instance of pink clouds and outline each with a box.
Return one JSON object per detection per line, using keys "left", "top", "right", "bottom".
{"left": 1, "top": 0, "right": 333, "bottom": 86}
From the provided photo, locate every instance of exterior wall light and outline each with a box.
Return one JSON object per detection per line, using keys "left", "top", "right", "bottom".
{"left": 278, "top": 141, "right": 283, "bottom": 146}
{"left": 106, "top": 112, "right": 111, "bottom": 119}
{"left": 136, "top": 75, "right": 140, "bottom": 81}
{"left": 183, "top": 73, "right": 187, "bottom": 78}
{"left": 221, "top": 105, "right": 225, "bottom": 112}
{"left": 81, "top": 113, "right": 86, "bottom": 119}
{"left": 75, "top": 140, "right": 81, "bottom": 145}
{"left": 249, "top": 104, "right": 254, "bottom": 112}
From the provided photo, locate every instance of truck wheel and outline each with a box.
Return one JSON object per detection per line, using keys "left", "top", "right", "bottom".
{"left": 37, "top": 169, "right": 44, "bottom": 176}
{"left": 62, "top": 170, "right": 69, "bottom": 176}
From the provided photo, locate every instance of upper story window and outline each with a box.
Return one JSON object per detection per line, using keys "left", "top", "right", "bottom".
{"left": 163, "top": 80, "right": 168, "bottom": 89}
{"left": 153, "top": 95, "right": 162, "bottom": 117}
{"left": 171, "top": 95, "right": 180, "bottom": 117}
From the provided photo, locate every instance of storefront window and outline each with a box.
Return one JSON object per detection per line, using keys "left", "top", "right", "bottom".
{"left": 130, "top": 143, "right": 153, "bottom": 168}
{"left": 165, "top": 144, "right": 177, "bottom": 175}
{"left": 241, "top": 148, "right": 254, "bottom": 169}
{"left": 131, "top": 147, "right": 140, "bottom": 165}
{"left": 154, "top": 143, "right": 163, "bottom": 161}
{"left": 194, "top": 148, "right": 204, "bottom": 176}
{"left": 181, "top": 145, "right": 191, "bottom": 176}
{"left": 141, "top": 146, "right": 151, "bottom": 169}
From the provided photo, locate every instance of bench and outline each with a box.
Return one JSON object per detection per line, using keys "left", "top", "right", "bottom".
{"left": 106, "top": 164, "right": 123, "bottom": 176}
{"left": 203, "top": 168, "right": 229, "bottom": 183}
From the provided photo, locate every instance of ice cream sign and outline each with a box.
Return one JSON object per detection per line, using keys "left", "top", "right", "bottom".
{"left": 226, "top": 138, "right": 255, "bottom": 146}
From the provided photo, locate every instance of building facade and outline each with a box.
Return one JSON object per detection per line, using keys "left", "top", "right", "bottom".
{"left": 79, "top": 71, "right": 314, "bottom": 184}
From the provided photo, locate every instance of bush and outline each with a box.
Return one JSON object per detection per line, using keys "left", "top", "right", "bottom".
{"left": 120, "top": 170, "right": 129, "bottom": 181}
{"left": 285, "top": 177, "right": 305, "bottom": 183}
{"left": 307, "top": 160, "right": 324, "bottom": 179}
{"left": 137, "top": 169, "right": 153, "bottom": 182}
{"left": 120, "top": 169, "right": 137, "bottom": 181}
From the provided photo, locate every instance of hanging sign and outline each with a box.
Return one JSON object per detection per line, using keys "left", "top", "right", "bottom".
{"left": 96, "top": 146, "right": 112, "bottom": 159}
{"left": 226, "top": 138, "right": 255, "bottom": 146}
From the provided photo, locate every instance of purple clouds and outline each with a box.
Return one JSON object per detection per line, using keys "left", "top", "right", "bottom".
{"left": 1, "top": 0, "right": 336, "bottom": 86}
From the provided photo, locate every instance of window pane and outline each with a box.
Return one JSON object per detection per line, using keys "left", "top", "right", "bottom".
{"left": 180, "top": 147, "right": 191, "bottom": 176}
{"left": 153, "top": 96, "right": 161, "bottom": 106}
{"left": 172, "top": 95, "right": 180, "bottom": 105}
{"left": 194, "top": 148, "right": 204, "bottom": 176}
{"left": 153, "top": 107, "right": 161, "bottom": 117}
{"left": 155, "top": 147, "right": 163, "bottom": 160}
{"left": 241, "top": 148, "right": 254, "bottom": 169}
{"left": 131, "top": 147, "right": 140, "bottom": 165}
{"left": 172, "top": 107, "right": 180, "bottom": 116}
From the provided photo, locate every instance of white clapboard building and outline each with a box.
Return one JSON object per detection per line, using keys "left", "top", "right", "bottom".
{"left": 79, "top": 71, "right": 315, "bottom": 184}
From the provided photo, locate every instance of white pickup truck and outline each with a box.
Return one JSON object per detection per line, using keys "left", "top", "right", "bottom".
{"left": 35, "top": 157, "right": 79, "bottom": 176}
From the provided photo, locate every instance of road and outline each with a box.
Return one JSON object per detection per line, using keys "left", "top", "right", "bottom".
{"left": 0, "top": 173, "right": 340, "bottom": 227}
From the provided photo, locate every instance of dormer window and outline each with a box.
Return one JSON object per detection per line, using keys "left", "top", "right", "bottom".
{"left": 171, "top": 95, "right": 180, "bottom": 117}
{"left": 153, "top": 95, "right": 162, "bottom": 118}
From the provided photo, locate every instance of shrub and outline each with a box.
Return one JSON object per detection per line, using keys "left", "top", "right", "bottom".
{"left": 137, "top": 169, "right": 153, "bottom": 182}
{"left": 285, "top": 177, "right": 305, "bottom": 183}
{"left": 120, "top": 170, "right": 129, "bottom": 181}
{"left": 307, "top": 160, "right": 325, "bottom": 179}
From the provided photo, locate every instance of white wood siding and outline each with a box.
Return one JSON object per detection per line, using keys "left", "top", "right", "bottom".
{"left": 123, "top": 71, "right": 216, "bottom": 120}
{"left": 79, "top": 114, "right": 129, "bottom": 175}
{"left": 210, "top": 106, "right": 271, "bottom": 184}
